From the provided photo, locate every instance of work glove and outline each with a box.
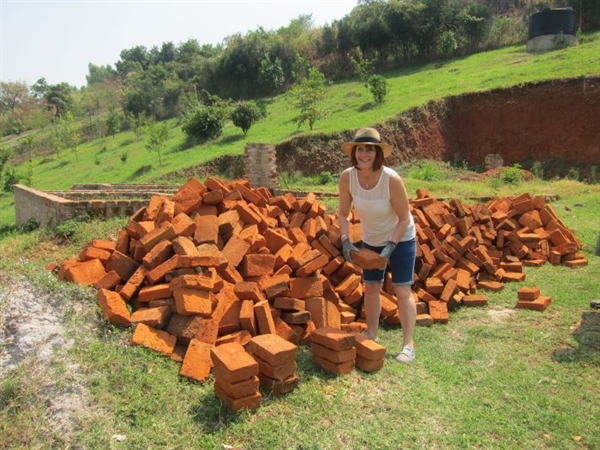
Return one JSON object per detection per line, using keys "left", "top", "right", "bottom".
{"left": 342, "top": 237, "right": 359, "bottom": 263}
{"left": 379, "top": 241, "right": 397, "bottom": 260}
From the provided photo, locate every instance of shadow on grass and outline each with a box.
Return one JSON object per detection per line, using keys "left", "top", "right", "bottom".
{"left": 126, "top": 164, "right": 153, "bottom": 181}
{"left": 358, "top": 102, "right": 376, "bottom": 112}
{"left": 217, "top": 134, "right": 244, "bottom": 146}
{"left": 552, "top": 311, "right": 600, "bottom": 365}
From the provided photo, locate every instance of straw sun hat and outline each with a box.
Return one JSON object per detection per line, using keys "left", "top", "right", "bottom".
{"left": 342, "top": 128, "right": 393, "bottom": 158}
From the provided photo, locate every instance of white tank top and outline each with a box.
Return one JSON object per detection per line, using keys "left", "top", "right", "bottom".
{"left": 349, "top": 166, "right": 415, "bottom": 246}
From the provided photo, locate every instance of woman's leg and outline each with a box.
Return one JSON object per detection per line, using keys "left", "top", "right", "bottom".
{"left": 363, "top": 282, "right": 383, "bottom": 339}
{"left": 394, "top": 284, "right": 416, "bottom": 347}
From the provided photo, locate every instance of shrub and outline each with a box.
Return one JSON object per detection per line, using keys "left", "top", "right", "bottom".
{"left": 182, "top": 105, "right": 225, "bottom": 142}
{"left": 499, "top": 163, "right": 523, "bottom": 185}
{"left": 318, "top": 171, "right": 334, "bottom": 185}
{"left": 368, "top": 75, "right": 388, "bottom": 104}
{"left": 230, "top": 101, "right": 264, "bottom": 136}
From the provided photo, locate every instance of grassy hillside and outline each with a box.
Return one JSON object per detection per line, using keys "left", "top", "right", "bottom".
{"left": 1, "top": 32, "right": 599, "bottom": 230}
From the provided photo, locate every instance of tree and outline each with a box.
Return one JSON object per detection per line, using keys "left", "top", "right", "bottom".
{"left": 0, "top": 81, "right": 30, "bottom": 113}
{"left": 348, "top": 46, "right": 374, "bottom": 89}
{"left": 105, "top": 104, "right": 122, "bottom": 138}
{"left": 367, "top": 74, "right": 388, "bottom": 104}
{"left": 258, "top": 55, "right": 285, "bottom": 97}
{"left": 181, "top": 105, "right": 226, "bottom": 142}
{"left": 43, "top": 82, "right": 74, "bottom": 118}
{"left": 145, "top": 120, "right": 170, "bottom": 166}
{"left": 61, "top": 112, "right": 80, "bottom": 161}
{"left": 86, "top": 63, "right": 116, "bottom": 85}
{"left": 288, "top": 67, "right": 329, "bottom": 130}
{"left": 230, "top": 100, "right": 264, "bottom": 136}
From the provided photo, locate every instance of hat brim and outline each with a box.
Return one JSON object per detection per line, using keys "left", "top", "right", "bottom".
{"left": 342, "top": 141, "right": 393, "bottom": 158}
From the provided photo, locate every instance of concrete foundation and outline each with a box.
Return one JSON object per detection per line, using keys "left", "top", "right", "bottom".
{"left": 526, "top": 34, "right": 578, "bottom": 52}
{"left": 14, "top": 184, "right": 178, "bottom": 228}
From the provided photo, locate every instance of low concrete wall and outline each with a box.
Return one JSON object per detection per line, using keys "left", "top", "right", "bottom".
{"left": 13, "top": 184, "right": 176, "bottom": 228}
{"left": 526, "top": 34, "right": 577, "bottom": 52}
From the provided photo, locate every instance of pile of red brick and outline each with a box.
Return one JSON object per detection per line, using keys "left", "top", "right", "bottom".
{"left": 53, "top": 176, "right": 585, "bottom": 408}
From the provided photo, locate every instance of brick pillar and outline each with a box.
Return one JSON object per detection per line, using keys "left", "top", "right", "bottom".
{"left": 244, "top": 143, "right": 278, "bottom": 189}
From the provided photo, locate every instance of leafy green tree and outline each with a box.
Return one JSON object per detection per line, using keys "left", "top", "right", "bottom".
{"left": 288, "top": 67, "right": 329, "bottom": 130}
{"left": 86, "top": 63, "right": 116, "bottom": 85}
{"left": 0, "top": 147, "right": 12, "bottom": 180}
{"left": 2, "top": 165, "right": 19, "bottom": 192}
{"left": 230, "top": 100, "right": 264, "bottom": 136}
{"left": 0, "top": 81, "right": 30, "bottom": 113}
{"left": 368, "top": 74, "right": 388, "bottom": 104}
{"left": 181, "top": 105, "right": 226, "bottom": 142}
{"left": 61, "top": 111, "right": 80, "bottom": 161}
{"left": 43, "top": 82, "right": 74, "bottom": 118}
{"left": 145, "top": 120, "right": 170, "bottom": 166}
{"left": 105, "top": 104, "right": 122, "bottom": 138}
{"left": 348, "top": 46, "right": 374, "bottom": 89}
{"left": 259, "top": 55, "right": 285, "bottom": 97}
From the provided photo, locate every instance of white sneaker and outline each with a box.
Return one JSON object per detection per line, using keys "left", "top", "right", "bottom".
{"left": 396, "top": 345, "right": 415, "bottom": 364}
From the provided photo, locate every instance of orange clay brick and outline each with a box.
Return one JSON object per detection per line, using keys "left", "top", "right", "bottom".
{"left": 350, "top": 248, "right": 386, "bottom": 270}
{"left": 311, "top": 353, "right": 354, "bottom": 375}
{"left": 516, "top": 296, "right": 551, "bottom": 311}
{"left": 310, "top": 326, "right": 355, "bottom": 351}
{"left": 172, "top": 287, "right": 212, "bottom": 317}
{"left": 179, "top": 339, "right": 214, "bottom": 382}
{"left": 210, "top": 342, "right": 259, "bottom": 384}
{"left": 131, "top": 323, "right": 177, "bottom": 356}
{"left": 254, "top": 300, "right": 277, "bottom": 335}
{"left": 428, "top": 300, "right": 449, "bottom": 324}
{"left": 96, "top": 288, "right": 131, "bottom": 327}
{"left": 517, "top": 286, "right": 540, "bottom": 300}
{"left": 214, "top": 375, "right": 260, "bottom": 400}
{"left": 65, "top": 258, "right": 107, "bottom": 286}
{"left": 130, "top": 306, "right": 171, "bottom": 328}
{"left": 462, "top": 294, "right": 489, "bottom": 306}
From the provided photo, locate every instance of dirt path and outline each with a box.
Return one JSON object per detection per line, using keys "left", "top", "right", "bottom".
{"left": 0, "top": 274, "right": 91, "bottom": 436}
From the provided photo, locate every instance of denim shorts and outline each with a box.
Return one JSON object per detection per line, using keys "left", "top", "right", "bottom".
{"left": 362, "top": 238, "right": 416, "bottom": 285}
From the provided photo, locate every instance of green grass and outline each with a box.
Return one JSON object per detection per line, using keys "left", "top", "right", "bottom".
{"left": 1, "top": 174, "right": 599, "bottom": 449}
{"left": 1, "top": 34, "right": 600, "bottom": 450}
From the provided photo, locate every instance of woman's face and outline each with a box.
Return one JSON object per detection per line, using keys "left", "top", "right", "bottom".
{"left": 354, "top": 144, "right": 378, "bottom": 169}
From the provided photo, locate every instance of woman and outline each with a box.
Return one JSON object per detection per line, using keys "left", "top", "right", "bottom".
{"left": 338, "top": 128, "right": 417, "bottom": 364}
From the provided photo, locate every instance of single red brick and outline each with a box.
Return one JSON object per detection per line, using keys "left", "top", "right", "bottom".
{"left": 180, "top": 339, "right": 214, "bottom": 382}
{"left": 258, "top": 372, "right": 299, "bottom": 395}
{"left": 65, "top": 259, "right": 107, "bottom": 286}
{"left": 96, "top": 288, "right": 131, "bottom": 327}
{"left": 214, "top": 375, "right": 259, "bottom": 399}
{"left": 310, "top": 326, "right": 355, "bottom": 351}
{"left": 517, "top": 287, "right": 540, "bottom": 301}
{"left": 312, "top": 342, "right": 356, "bottom": 364}
{"left": 213, "top": 383, "right": 261, "bottom": 413}
{"left": 246, "top": 334, "right": 297, "bottom": 366}
{"left": 355, "top": 354, "right": 384, "bottom": 372}
{"left": 130, "top": 306, "right": 171, "bottom": 329}
{"left": 210, "top": 342, "right": 259, "bottom": 383}
{"left": 354, "top": 334, "right": 387, "bottom": 360}
{"left": 254, "top": 300, "right": 277, "bottom": 335}
{"left": 131, "top": 323, "right": 177, "bottom": 356}
{"left": 312, "top": 353, "right": 354, "bottom": 374}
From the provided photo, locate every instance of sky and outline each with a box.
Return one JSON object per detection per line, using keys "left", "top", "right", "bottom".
{"left": 1, "top": 0, "right": 357, "bottom": 88}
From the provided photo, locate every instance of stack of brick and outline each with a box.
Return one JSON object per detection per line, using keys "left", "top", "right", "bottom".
{"left": 516, "top": 286, "right": 552, "bottom": 311}
{"left": 246, "top": 334, "right": 299, "bottom": 395}
{"left": 353, "top": 333, "right": 386, "bottom": 372}
{"left": 56, "top": 176, "right": 587, "bottom": 383}
{"left": 210, "top": 342, "right": 262, "bottom": 412}
{"left": 405, "top": 189, "right": 584, "bottom": 323}
{"left": 310, "top": 326, "right": 356, "bottom": 375}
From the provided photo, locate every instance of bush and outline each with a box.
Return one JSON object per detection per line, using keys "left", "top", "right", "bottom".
{"left": 368, "top": 75, "right": 388, "bottom": 104}
{"left": 499, "top": 164, "right": 523, "bottom": 185}
{"left": 230, "top": 101, "right": 264, "bottom": 136}
{"left": 2, "top": 166, "right": 19, "bottom": 192}
{"left": 182, "top": 105, "right": 225, "bottom": 142}
{"left": 318, "top": 171, "right": 334, "bottom": 185}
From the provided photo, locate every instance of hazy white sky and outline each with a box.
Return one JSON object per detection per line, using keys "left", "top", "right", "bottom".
{"left": 1, "top": 0, "right": 357, "bottom": 88}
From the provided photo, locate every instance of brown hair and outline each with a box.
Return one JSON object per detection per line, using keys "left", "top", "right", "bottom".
{"left": 350, "top": 145, "right": 384, "bottom": 171}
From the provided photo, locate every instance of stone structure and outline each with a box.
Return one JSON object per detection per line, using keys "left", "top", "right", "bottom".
{"left": 13, "top": 184, "right": 177, "bottom": 228}
{"left": 244, "top": 143, "right": 278, "bottom": 190}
